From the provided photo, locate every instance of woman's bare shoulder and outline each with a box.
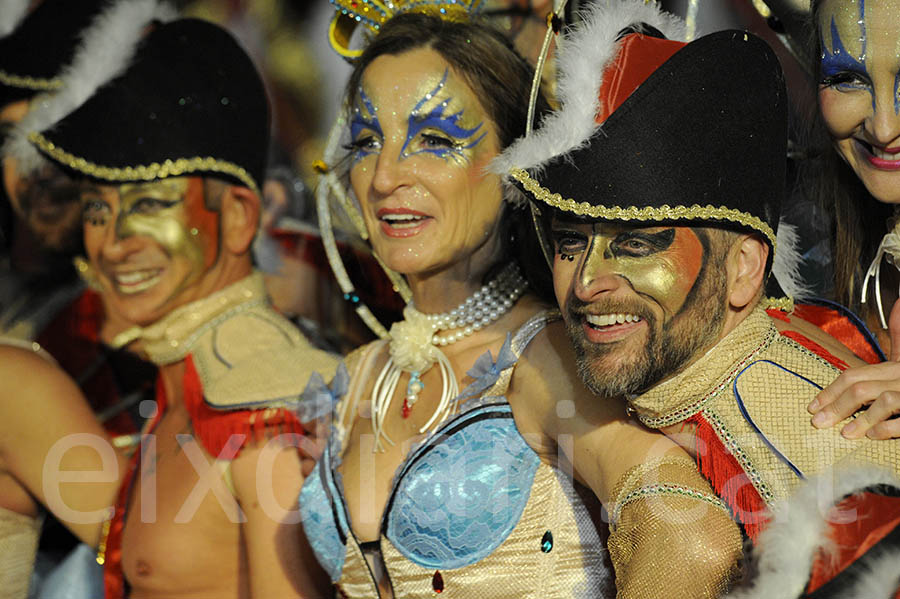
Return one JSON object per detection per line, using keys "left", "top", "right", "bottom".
{"left": 0, "top": 340, "right": 56, "bottom": 366}
{"left": 773, "top": 309, "right": 867, "bottom": 367}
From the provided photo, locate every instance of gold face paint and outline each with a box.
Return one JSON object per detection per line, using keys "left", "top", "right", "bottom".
{"left": 550, "top": 218, "right": 726, "bottom": 397}
{"left": 553, "top": 221, "right": 703, "bottom": 318}
{"left": 81, "top": 176, "right": 220, "bottom": 326}
{"left": 347, "top": 48, "right": 503, "bottom": 279}
{"left": 116, "top": 179, "right": 206, "bottom": 272}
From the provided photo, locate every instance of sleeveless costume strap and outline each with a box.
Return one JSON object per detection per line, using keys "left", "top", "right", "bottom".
{"left": 101, "top": 373, "right": 168, "bottom": 599}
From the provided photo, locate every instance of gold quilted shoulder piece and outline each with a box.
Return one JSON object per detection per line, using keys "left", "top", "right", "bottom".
{"left": 702, "top": 330, "right": 900, "bottom": 505}
{"left": 195, "top": 301, "right": 339, "bottom": 410}
{"left": 630, "top": 306, "right": 900, "bottom": 505}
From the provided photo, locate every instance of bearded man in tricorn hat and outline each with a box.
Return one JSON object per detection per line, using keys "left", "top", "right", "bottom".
{"left": 496, "top": 0, "right": 900, "bottom": 595}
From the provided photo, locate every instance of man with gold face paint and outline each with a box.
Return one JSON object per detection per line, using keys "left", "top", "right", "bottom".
{"left": 497, "top": 1, "right": 900, "bottom": 595}
{"left": 0, "top": 0, "right": 162, "bottom": 418}
{"left": 0, "top": 2, "right": 171, "bottom": 597}
{"left": 1, "top": 15, "right": 339, "bottom": 599}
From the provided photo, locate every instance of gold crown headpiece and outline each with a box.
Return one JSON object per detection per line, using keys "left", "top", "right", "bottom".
{"left": 328, "top": 0, "right": 486, "bottom": 59}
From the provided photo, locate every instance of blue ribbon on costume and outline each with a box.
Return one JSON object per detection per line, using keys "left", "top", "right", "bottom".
{"left": 296, "top": 362, "right": 350, "bottom": 422}
{"left": 455, "top": 334, "right": 517, "bottom": 402}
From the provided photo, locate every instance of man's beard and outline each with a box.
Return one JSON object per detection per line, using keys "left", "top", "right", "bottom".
{"left": 564, "top": 257, "right": 728, "bottom": 398}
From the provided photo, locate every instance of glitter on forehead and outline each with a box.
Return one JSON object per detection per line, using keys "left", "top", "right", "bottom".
{"left": 821, "top": 1, "right": 867, "bottom": 76}
{"left": 820, "top": 0, "right": 900, "bottom": 113}
{"left": 821, "top": 0, "right": 866, "bottom": 63}
{"left": 400, "top": 69, "right": 487, "bottom": 161}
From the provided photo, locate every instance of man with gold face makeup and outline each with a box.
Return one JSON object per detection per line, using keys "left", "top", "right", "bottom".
{"left": 0, "top": 14, "right": 339, "bottom": 599}
{"left": 0, "top": 2, "right": 172, "bottom": 596}
{"left": 498, "top": 1, "right": 900, "bottom": 595}
{"left": 0, "top": 0, "right": 162, "bottom": 435}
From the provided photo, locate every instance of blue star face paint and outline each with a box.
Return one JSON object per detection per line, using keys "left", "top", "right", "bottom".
{"left": 347, "top": 48, "right": 504, "bottom": 279}
{"left": 818, "top": 0, "right": 900, "bottom": 204}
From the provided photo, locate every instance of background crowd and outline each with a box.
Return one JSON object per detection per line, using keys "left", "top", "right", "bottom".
{"left": 1, "top": 0, "right": 899, "bottom": 598}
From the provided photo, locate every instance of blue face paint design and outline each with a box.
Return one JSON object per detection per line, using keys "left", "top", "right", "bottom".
{"left": 348, "top": 88, "right": 382, "bottom": 163}
{"left": 820, "top": 1, "right": 877, "bottom": 110}
{"left": 400, "top": 69, "right": 487, "bottom": 163}
{"left": 894, "top": 69, "right": 900, "bottom": 114}
{"left": 821, "top": 16, "right": 867, "bottom": 79}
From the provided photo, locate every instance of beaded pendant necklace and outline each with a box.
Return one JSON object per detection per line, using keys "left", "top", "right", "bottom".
{"left": 370, "top": 263, "right": 527, "bottom": 448}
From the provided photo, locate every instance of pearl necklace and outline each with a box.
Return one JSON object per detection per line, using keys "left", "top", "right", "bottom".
{"left": 370, "top": 263, "right": 527, "bottom": 449}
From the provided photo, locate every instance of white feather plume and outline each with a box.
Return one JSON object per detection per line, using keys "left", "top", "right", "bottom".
{"left": 0, "top": 0, "right": 31, "bottom": 37}
{"left": 844, "top": 546, "right": 900, "bottom": 599}
{"left": 3, "top": 0, "right": 176, "bottom": 175}
{"left": 771, "top": 220, "right": 811, "bottom": 301}
{"left": 491, "top": 0, "right": 685, "bottom": 177}
{"left": 728, "top": 465, "right": 900, "bottom": 599}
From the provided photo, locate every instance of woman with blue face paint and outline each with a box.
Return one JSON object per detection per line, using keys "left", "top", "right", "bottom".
{"left": 298, "top": 3, "right": 742, "bottom": 598}
{"left": 804, "top": 0, "right": 900, "bottom": 440}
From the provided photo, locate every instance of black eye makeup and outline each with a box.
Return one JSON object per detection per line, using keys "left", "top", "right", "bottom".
{"left": 609, "top": 229, "right": 676, "bottom": 258}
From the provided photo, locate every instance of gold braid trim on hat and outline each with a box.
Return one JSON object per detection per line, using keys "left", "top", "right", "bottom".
{"left": 29, "top": 131, "right": 260, "bottom": 194}
{"left": 510, "top": 167, "right": 778, "bottom": 249}
{"left": 0, "top": 70, "right": 62, "bottom": 91}
{"left": 328, "top": 0, "right": 484, "bottom": 58}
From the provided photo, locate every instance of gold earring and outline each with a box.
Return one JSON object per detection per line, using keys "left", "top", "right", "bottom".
{"left": 73, "top": 256, "right": 103, "bottom": 292}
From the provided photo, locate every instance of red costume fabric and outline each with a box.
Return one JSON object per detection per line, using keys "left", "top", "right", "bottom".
{"left": 36, "top": 289, "right": 153, "bottom": 436}
{"left": 768, "top": 305, "right": 899, "bottom": 596}
{"left": 101, "top": 356, "right": 305, "bottom": 599}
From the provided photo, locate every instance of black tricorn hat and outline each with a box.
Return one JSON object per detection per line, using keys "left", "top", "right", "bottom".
{"left": 28, "top": 18, "right": 269, "bottom": 193}
{"left": 0, "top": 0, "right": 112, "bottom": 107}
{"left": 497, "top": 3, "right": 786, "bottom": 254}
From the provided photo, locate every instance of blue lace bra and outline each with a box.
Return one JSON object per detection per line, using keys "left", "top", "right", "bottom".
{"left": 299, "top": 312, "right": 613, "bottom": 598}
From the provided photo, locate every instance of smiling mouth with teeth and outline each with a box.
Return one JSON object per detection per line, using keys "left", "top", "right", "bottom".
{"left": 113, "top": 269, "right": 163, "bottom": 294}
{"left": 381, "top": 213, "right": 428, "bottom": 228}
{"left": 856, "top": 139, "right": 900, "bottom": 169}
{"left": 585, "top": 313, "right": 643, "bottom": 328}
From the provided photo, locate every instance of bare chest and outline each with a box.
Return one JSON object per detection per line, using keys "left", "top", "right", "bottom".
{"left": 121, "top": 408, "right": 247, "bottom": 598}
